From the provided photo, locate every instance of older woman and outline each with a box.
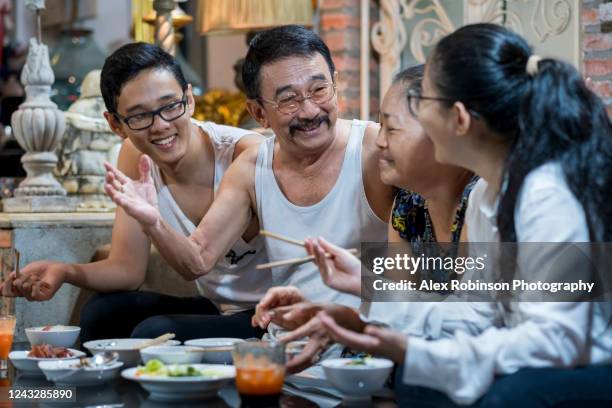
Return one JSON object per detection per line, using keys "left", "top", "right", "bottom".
{"left": 252, "top": 65, "right": 498, "bottom": 373}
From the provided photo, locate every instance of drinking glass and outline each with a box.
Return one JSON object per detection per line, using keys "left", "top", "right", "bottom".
{"left": 0, "top": 315, "right": 15, "bottom": 372}
{"left": 232, "top": 341, "right": 286, "bottom": 406}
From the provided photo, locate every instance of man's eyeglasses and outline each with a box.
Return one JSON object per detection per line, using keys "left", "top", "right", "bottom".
{"left": 114, "top": 93, "right": 188, "bottom": 131}
{"left": 407, "top": 89, "right": 480, "bottom": 119}
{"left": 259, "top": 82, "right": 336, "bottom": 115}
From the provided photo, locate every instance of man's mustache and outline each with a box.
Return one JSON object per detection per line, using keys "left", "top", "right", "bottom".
{"left": 289, "top": 115, "right": 331, "bottom": 136}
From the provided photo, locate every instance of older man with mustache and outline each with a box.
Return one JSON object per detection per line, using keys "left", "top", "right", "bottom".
{"left": 104, "top": 25, "right": 394, "bottom": 365}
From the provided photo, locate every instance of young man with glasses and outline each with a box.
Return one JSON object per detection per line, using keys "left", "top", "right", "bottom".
{"left": 3, "top": 43, "right": 272, "bottom": 342}
{"left": 103, "top": 25, "right": 394, "bottom": 366}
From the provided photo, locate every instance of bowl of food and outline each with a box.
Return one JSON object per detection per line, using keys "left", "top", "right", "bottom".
{"left": 321, "top": 358, "right": 393, "bottom": 400}
{"left": 122, "top": 359, "right": 236, "bottom": 401}
{"left": 83, "top": 338, "right": 181, "bottom": 367}
{"left": 9, "top": 345, "right": 85, "bottom": 376}
{"left": 25, "top": 325, "right": 81, "bottom": 348}
{"left": 183, "top": 338, "right": 244, "bottom": 365}
{"left": 140, "top": 346, "right": 206, "bottom": 365}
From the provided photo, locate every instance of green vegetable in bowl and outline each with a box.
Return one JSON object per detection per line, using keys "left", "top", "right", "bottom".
{"left": 167, "top": 365, "right": 203, "bottom": 377}
{"left": 136, "top": 359, "right": 168, "bottom": 376}
{"left": 344, "top": 358, "right": 370, "bottom": 366}
{"left": 136, "top": 360, "right": 215, "bottom": 378}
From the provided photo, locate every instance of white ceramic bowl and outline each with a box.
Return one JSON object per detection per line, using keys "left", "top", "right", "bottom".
{"left": 140, "top": 346, "right": 206, "bottom": 365}
{"left": 8, "top": 349, "right": 86, "bottom": 377}
{"left": 321, "top": 358, "right": 393, "bottom": 399}
{"left": 183, "top": 338, "right": 244, "bottom": 365}
{"left": 25, "top": 326, "right": 81, "bottom": 348}
{"left": 38, "top": 358, "right": 124, "bottom": 386}
{"left": 83, "top": 338, "right": 181, "bottom": 367}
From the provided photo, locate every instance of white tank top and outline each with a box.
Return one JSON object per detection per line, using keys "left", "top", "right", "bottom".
{"left": 151, "top": 119, "right": 271, "bottom": 314}
{"left": 254, "top": 119, "right": 388, "bottom": 308}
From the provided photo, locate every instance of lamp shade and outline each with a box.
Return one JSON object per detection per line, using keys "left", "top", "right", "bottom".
{"left": 198, "top": 0, "right": 314, "bottom": 35}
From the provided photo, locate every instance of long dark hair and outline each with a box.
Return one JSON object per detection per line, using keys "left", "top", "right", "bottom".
{"left": 428, "top": 23, "right": 612, "bottom": 243}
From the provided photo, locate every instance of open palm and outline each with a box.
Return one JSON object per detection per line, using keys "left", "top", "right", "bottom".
{"left": 104, "top": 155, "right": 160, "bottom": 226}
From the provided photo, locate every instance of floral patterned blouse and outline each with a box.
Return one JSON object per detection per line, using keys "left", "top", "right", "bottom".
{"left": 392, "top": 177, "right": 478, "bottom": 243}
{"left": 391, "top": 177, "right": 479, "bottom": 285}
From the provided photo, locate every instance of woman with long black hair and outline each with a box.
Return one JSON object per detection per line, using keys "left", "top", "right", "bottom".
{"left": 305, "top": 23, "right": 612, "bottom": 407}
{"left": 382, "top": 23, "right": 612, "bottom": 406}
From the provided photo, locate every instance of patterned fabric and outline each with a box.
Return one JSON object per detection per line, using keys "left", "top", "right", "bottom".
{"left": 391, "top": 176, "right": 479, "bottom": 287}
{"left": 392, "top": 177, "right": 478, "bottom": 243}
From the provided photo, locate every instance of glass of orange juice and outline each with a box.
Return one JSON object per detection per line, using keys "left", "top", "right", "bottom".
{"left": 233, "top": 341, "right": 285, "bottom": 406}
{"left": 0, "top": 315, "right": 15, "bottom": 372}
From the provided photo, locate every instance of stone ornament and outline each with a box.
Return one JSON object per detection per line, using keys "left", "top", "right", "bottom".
{"left": 11, "top": 38, "right": 66, "bottom": 197}
{"left": 55, "top": 70, "right": 121, "bottom": 211}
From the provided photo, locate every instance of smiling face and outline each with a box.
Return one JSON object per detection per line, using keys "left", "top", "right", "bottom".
{"left": 376, "top": 82, "right": 469, "bottom": 193}
{"left": 417, "top": 64, "right": 465, "bottom": 168}
{"left": 105, "top": 68, "right": 195, "bottom": 166}
{"left": 247, "top": 53, "right": 338, "bottom": 153}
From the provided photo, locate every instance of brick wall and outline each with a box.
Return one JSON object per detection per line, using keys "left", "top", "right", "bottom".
{"left": 579, "top": 0, "right": 611, "bottom": 115}
{"left": 318, "top": 0, "right": 379, "bottom": 120}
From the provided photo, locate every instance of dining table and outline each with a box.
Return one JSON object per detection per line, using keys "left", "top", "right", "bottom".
{"left": 4, "top": 341, "right": 399, "bottom": 408}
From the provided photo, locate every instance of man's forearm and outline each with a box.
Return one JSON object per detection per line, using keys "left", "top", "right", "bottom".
{"left": 144, "top": 219, "right": 217, "bottom": 280}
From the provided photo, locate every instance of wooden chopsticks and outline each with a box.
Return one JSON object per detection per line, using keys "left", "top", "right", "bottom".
{"left": 256, "top": 230, "right": 359, "bottom": 270}
{"left": 259, "top": 230, "right": 305, "bottom": 248}
{"left": 14, "top": 249, "right": 20, "bottom": 279}
{"left": 135, "top": 333, "right": 176, "bottom": 350}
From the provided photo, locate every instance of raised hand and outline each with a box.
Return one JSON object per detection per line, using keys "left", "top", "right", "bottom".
{"left": 318, "top": 311, "right": 407, "bottom": 364}
{"left": 1, "top": 261, "right": 67, "bottom": 301}
{"left": 285, "top": 331, "right": 331, "bottom": 374}
{"left": 104, "top": 155, "right": 160, "bottom": 227}
{"left": 266, "top": 302, "right": 322, "bottom": 331}
{"left": 278, "top": 304, "right": 364, "bottom": 373}
{"left": 304, "top": 237, "right": 362, "bottom": 296}
{"left": 252, "top": 286, "right": 306, "bottom": 329}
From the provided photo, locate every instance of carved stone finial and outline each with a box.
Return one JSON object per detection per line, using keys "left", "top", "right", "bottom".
{"left": 21, "top": 38, "right": 54, "bottom": 87}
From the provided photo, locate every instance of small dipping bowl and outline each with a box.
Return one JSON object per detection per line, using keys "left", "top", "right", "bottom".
{"left": 25, "top": 325, "right": 81, "bottom": 348}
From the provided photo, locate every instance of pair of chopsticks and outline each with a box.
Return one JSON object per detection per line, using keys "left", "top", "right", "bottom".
{"left": 256, "top": 230, "right": 358, "bottom": 270}
{"left": 135, "top": 333, "right": 175, "bottom": 350}
{"left": 1, "top": 249, "right": 20, "bottom": 279}
{"left": 14, "top": 249, "right": 20, "bottom": 279}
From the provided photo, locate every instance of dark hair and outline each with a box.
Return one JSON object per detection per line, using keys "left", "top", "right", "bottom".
{"left": 428, "top": 23, "right": 612, "bottom": 243}
{"left": 393, "top": 65, "right": 425, "bottom": 112}
{"left": 241, "top": 25, "right": 336, "bottom": 100}
{"left": 100, "top": 42, "right": 187, "bottom": 113}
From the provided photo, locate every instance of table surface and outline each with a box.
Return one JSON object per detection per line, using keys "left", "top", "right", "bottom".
{"left": 6, "top": 342, "right": 398, "bottom": 408}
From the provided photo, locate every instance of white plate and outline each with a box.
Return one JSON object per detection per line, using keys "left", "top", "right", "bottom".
{"left": 121, "top": 364, "right": 236, "bottom": 401}
{"left": 9, "top": 349, "right": 86, "bottom": 376}
{"left": 38, "top": 358, "right": 124, "bottom": 386}
{"left": 83, "top": 338, "right": 181, "bottom": 367}
{"left": 183, "top": 338, "right": 244, "bottom": 364}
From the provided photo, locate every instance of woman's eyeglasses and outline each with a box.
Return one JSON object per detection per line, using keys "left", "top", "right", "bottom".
{"left": 407, "top": 89, "right": 480, "bottom": 119}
